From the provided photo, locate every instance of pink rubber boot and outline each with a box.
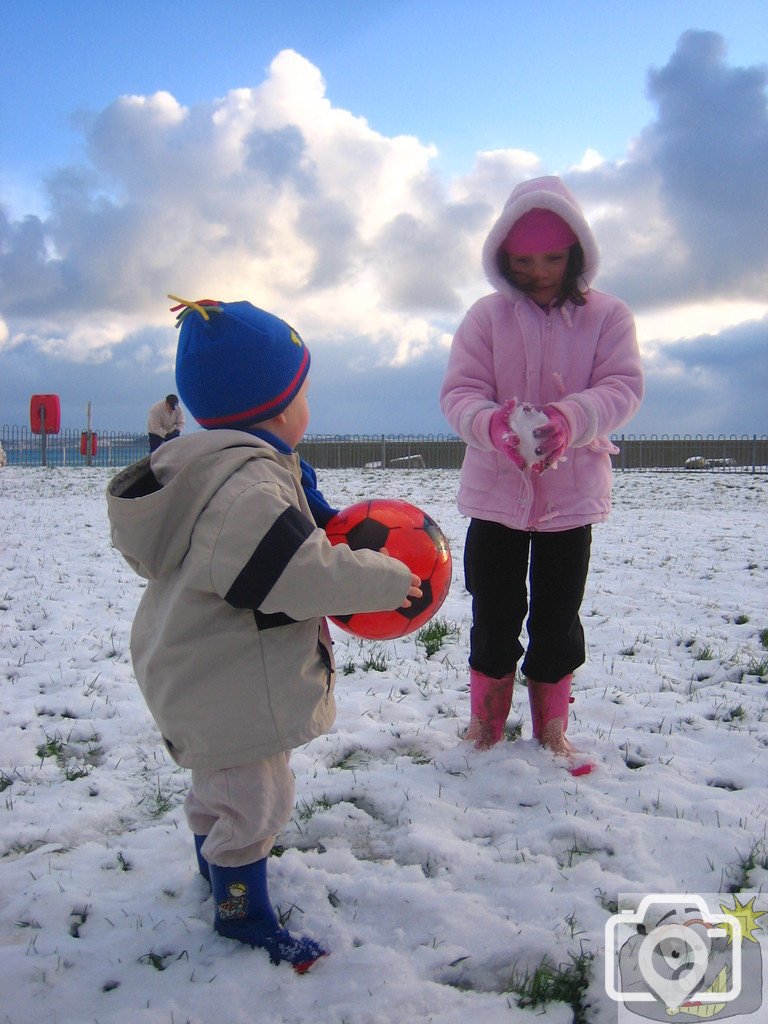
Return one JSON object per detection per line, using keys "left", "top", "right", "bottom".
{"left": 465, "top": 668, "right": 515, "bottom": 750}
{"left": 527, "top": 675, "right": 593, "bottom": 775}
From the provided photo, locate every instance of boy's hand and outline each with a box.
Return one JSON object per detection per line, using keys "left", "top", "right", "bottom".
{"left": 380, "top": 547, "right": 422, "bottom": 608}
{"left": 401, "top": 573, "right": 423, "bottom": 609}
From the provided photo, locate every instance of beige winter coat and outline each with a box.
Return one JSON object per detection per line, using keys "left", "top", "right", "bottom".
{"left": 107, "top": 431, "right": 412, "bottom": 769}
{"left": 147, "top": 399, "right": 185, "bottom": 437}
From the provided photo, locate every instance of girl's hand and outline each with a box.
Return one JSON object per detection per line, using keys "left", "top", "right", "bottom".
{"left": 489, "top": 400, "right": 526, "bottom": 469}
{"left": 532, "top": 406, "right": 571, "bottom": 472}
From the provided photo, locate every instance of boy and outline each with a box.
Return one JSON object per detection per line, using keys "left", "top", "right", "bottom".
{"left": 107, "top": 296, "right": 420, "bottom": 972}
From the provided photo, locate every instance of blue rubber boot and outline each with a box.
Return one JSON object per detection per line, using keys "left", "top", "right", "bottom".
{"left": 194, "top": 834, "right": 211, "bottom": 887}
{"left": 210, "top": 859, "right": 326, "bottom": 973}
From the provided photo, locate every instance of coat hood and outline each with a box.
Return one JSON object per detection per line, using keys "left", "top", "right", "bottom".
{"left": 482, "top": 175, "right": 600, "bottom": 302}
{"left": 106, "top": 431, "right": 289, "bottom": 581}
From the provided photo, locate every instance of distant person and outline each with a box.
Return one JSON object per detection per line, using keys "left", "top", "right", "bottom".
{"left": 147, "top": 394, "right": 185, "bottom": 452}
{"left": 108, "top": 296, "right": 421, "bottom": 971}
{"left": 440, "top": 176, "right": 644, "bottom": 768}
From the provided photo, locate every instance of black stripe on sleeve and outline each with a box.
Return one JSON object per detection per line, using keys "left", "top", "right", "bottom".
{"left": 254, "top": 609, "right": 297, "bottom": 629}
{"left": 225, "top": 506, "right": 315, "bottom": 610}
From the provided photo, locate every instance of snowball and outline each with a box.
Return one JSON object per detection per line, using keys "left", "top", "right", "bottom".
{"left": 506, "top": 402, "right": 549, "bottom": 469}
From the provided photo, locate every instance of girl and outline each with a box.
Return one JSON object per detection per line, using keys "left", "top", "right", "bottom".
{"left": 440, "top": 175, "right": 643, "bottom": 763}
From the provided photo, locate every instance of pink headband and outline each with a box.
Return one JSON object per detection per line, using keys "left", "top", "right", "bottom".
{"left": 502, "top": 208, "right": 578, "bottom": 255}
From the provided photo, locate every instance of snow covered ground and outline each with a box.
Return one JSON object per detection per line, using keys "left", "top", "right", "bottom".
{"left": 1, "top": 465, "right": 767, "bottom": 1024}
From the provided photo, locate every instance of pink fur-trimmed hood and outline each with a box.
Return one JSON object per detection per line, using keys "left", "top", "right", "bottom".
{"left": 482, "top": 176, "right": 600, "bottom": 302}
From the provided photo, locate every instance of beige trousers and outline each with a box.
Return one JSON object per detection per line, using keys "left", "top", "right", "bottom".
{"left": 184, "top": 752, "right": 295, "bottom": 866}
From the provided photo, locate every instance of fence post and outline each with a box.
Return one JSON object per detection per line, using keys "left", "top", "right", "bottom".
{"left": 85, "top": 401, "right": 94, "bottom": 467}
{"left": 39, "top": 405, "right": 47, "bottom": 466}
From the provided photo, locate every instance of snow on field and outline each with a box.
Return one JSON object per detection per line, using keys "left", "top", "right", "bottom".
{"left": 0, "top": 466, "right": 767, "bottom": 1024}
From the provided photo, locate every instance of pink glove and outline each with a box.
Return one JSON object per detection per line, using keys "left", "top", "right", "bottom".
{"left": 532, "top": 406, "right": 571, "bottom": 473}
{"left": 489, "top": 400, "right": 526, "bottom": 470}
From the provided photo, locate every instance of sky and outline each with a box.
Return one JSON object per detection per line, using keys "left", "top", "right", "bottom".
{"left": 1, "top": 0, "right": 767, "bottom": 438}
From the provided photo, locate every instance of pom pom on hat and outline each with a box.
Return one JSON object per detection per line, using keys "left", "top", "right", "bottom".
{"left": 170, "top": 296, "right": 310, "bottom": 429}
{"left": 502, "top": 208, "right": 578, "bottom": 255}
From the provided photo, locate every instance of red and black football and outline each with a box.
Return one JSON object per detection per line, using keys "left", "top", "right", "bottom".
{"left": 325, "top": 498, "right": 452, "bottom": 640}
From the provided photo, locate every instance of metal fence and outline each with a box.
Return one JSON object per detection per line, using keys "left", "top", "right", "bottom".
{"left": 1, "top": 426, "right": 766, "bottom": 472}
{"left": 0, "top": 426, "right": 148, "bottom": 468}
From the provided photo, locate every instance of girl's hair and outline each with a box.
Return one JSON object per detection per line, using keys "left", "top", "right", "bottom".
{"left": 558, "top": 244, "right": 588, "bottom": 306}
{"left": 497, "top": 243, "right": 588, "bottom": 306}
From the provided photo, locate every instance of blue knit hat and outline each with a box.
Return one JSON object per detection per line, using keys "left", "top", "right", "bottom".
{"left": 170, "top": 296, "right": 310, "bottom": 429}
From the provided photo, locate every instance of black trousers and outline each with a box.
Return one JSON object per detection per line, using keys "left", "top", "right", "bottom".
{"left": 464, "top": 519, "right": 592, "bottom": 683}
{"left": 148, "top": 430, "right": 180, "bottom": 453}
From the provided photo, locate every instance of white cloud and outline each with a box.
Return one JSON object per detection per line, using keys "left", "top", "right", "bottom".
{"left": 25, "top": 317, "right": 152, "bottom": 361}
{"left": 636, "top": 301, "right": 768, "bottom": 345}
{"left": 569, "top": 31, "right": 768, "bottom": 310}
{"left": 0, "top": 49, "right": 473, "bottom": 367}
{"left": 628, "top": 317, "right": 768, "bottom": 436}
{"left": 570, "top": 148, "right": 605, "bottom": 173}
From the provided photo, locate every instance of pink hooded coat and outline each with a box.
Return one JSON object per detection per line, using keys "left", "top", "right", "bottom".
{"left": 440, "top": 176, "right": 644, "bottom": 532}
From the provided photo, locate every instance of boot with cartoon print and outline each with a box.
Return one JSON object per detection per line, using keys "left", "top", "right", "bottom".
{"left": 210, "top": 859, "right": 326, "bottom": 973}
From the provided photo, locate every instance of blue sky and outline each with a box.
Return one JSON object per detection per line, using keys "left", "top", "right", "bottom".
{"left": 1, "top": 0, "right": 767, "bottom": 437}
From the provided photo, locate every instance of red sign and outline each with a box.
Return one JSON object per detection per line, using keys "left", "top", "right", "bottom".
{"left": 80, "top": 431, "right": 98, "bottom": 456}
{"left": 30, "top": 394, "right": 61, "bottom": 434}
